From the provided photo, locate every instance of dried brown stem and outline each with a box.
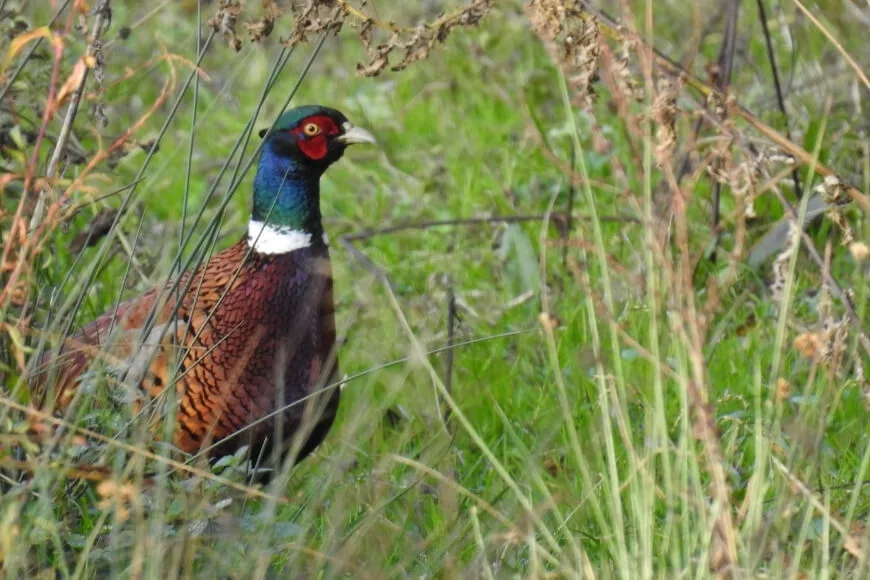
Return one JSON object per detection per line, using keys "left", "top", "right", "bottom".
{"left": 793, "top": 0, "right": 870, "bottom": 91}
{"left": 772, "top": 457, "right": 867, "bottom": 563}
{"left": 0, "top": 52, "right": 176, "bottom": 307}
{"left": 30, "top": 0, "right": 113, "bottom": 230}
{"left": 575, "top": 2, "right": 870, "bottom": 212}
{"left": 769, "top": 186, "right": 870, "bottom": 359}
{"left": 337, "top": 0, "right": 491, "bottom": 35}
{"left": 663, "top": 156, "right": 739, "bottom": 576}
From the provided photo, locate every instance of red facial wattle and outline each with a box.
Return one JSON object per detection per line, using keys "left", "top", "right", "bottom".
{"left": 297, "top": 134, "right": 328, "bottom": 160}
{"left": 292, "top": 115, "right": 340, "bottom": 160}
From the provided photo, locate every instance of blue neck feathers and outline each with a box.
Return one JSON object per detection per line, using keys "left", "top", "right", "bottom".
{"left": 251, "top": 141, "right": 324, "bottom": 237}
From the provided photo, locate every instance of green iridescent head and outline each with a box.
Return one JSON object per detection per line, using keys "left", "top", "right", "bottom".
{"left": 251, "top": 105, "right": 376, "bottom": 235}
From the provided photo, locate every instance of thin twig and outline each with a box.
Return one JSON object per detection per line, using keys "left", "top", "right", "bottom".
{"left": 770, "top": 186, "right": 870, "bottom": 357}
{"left": 30, "top": 0, "right": 113, "bottom": 230}
{"left": 793, "top": 0, "right": 870, "bottom": 91}
{"left": 340, "top": 213, "right": 638, "bottom": 242}
{"left": 673, "top": 4, "right": 724, "bottom": 185}
{"left": 576, "top": 1, "right": 870, "bottom": 211}
{"left": 772, "top": 457, "right": 867, "bottom": 563}
{"left": 443, "top": 279, "right": 456, "bottom": 425}
{"left": 710, "top": 0, "right": 740, "bottom": 262}
{"left": 709, "top": 0, "right": 740, "bottom": 263}
{"left": 338, "top": 236, "right": 393, "bottom": 287}
{"left": 755, "top": 0, "right": 802, "bottom": 198}
{"left": 563, "top": 142, "right": 577, "bottom": 269}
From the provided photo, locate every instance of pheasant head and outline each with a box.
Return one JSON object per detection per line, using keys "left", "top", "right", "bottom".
{"left": 250, "top": 105, "right": 376, "bottom": 254}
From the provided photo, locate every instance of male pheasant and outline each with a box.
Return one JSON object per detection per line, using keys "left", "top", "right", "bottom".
{"left": 33, "top": 105, "right": 375, "bottom": 469}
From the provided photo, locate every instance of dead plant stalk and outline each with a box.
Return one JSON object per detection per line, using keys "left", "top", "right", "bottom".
{"left": 575, "top": 2, "right": 870, "bottom": 212}
{"left": 30, "top": 0, "right": 113, "bottom": 230}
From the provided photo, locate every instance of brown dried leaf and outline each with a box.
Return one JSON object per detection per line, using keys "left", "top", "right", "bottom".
{"left": 246, "top": 0, "right": 281, "bottom": 43}
{"left": 56, "top": 58, "right": 88, "bottom": 107}
{"left": 817, "top": 176, "right": 854, "bottom": 244}
{"left": 208, "top": 0, "right": 244, "bottom": 52}
{"left": 392, "top": 26, "right": 435, "bottom": 73}
{"left": 538, "top": 311, "right": 560, "bottom": 331}
{"left": 356, "top": 31, "right": 400, "bottom": 77}
{"left": 96, "top": 479, "right": 138, "bottom": 522}
{"left": 356, "top": 53, "right": 390, "bottom": 77}
{"left": 358, "top": 18, "right": 375, "bottom": 50}
{"left": 245, "top": 17, "right": 275, "bottom": 42}
{"left": 652, "top": 76, "right": 680, "bottom": 167}
{"left": 526, "top": 0, "right": 600, "bottom": 108}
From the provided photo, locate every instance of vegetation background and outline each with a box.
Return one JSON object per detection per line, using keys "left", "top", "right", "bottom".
{"left": 1, "top": 0, "right": 868, "bottom": 577}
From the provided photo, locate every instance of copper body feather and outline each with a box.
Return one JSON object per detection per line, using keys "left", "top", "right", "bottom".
{"left": 35, "top": 239, "right": 339, "bottom": 462}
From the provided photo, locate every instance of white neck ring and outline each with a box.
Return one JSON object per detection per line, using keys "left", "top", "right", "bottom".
{"left": 247, "top": 220, "right": 314, "bottom": 254}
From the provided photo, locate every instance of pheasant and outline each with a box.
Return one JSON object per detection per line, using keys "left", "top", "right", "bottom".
{"left": 32, "top": 105, "right": 376, "bottom": 470}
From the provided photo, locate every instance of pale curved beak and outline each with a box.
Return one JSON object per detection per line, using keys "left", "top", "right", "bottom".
{"left": 337, "top": 122, "right": 377, "bottom": 145}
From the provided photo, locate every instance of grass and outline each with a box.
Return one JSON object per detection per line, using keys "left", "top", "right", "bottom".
{"left": 1, "top": 0, "right": 869, "bottom": 577}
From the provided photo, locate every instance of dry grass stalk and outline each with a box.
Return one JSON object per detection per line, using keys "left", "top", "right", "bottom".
{"left": 793, "top": 0, "right": 870, "bottom": 91}
{"left": 772, "top": 457, "right": 868, "bottom": 563}
{"left": 815, "top": 263, "right": 850, "bottom": 374}
{"left": 769, "top": 221, "right": 800, "bottom": 304}
{"left": 612, "top": 28, "right": 643, "bottom": 103}
{"left": 526, "top": 0, "right": 600, "bottom": 108}
{"left": 683, "top": 373, "right": 739, "bottom": 578}
{"left": 652, "top": 75, "right": 679, "bottom": 167}
{"left": 655, "top": 118, "right": 740, "bottom": 580}
{"left": 855, "top": 354, "right": 870, "bottom": 409}
{"left": 791, "top": 244, "right": 852, "bottom": 386}
{"left": 731, "top": 148, "right": 769, "bottom": 219}
{"left": 206, "top": 0, "right": 495, "bottom": 73}
{"left": 574, "top": 1, "right": 870, "bottom": 212}
{"left": 528, "top": 3, "right": 744, "bottom": 571}
{"left": 30, "top": 0, "right": 112, "bottom": 230}
{"left": 208, "top": 0, "right": 245, "bottom": 51}
{"left": 817, "top": 175, "right": 854, "bottom": 245}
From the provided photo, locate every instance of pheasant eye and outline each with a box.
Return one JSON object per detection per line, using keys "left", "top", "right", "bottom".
{"left": 302, "top": 122, "right": 321, "bottom": 137}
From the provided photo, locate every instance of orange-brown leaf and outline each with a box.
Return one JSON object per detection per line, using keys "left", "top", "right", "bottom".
{"left": 2, "top": 27, "right": 55, "bottom": 74}
{"left": 56, "top": 58, "right": 88, "bottom": 107}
